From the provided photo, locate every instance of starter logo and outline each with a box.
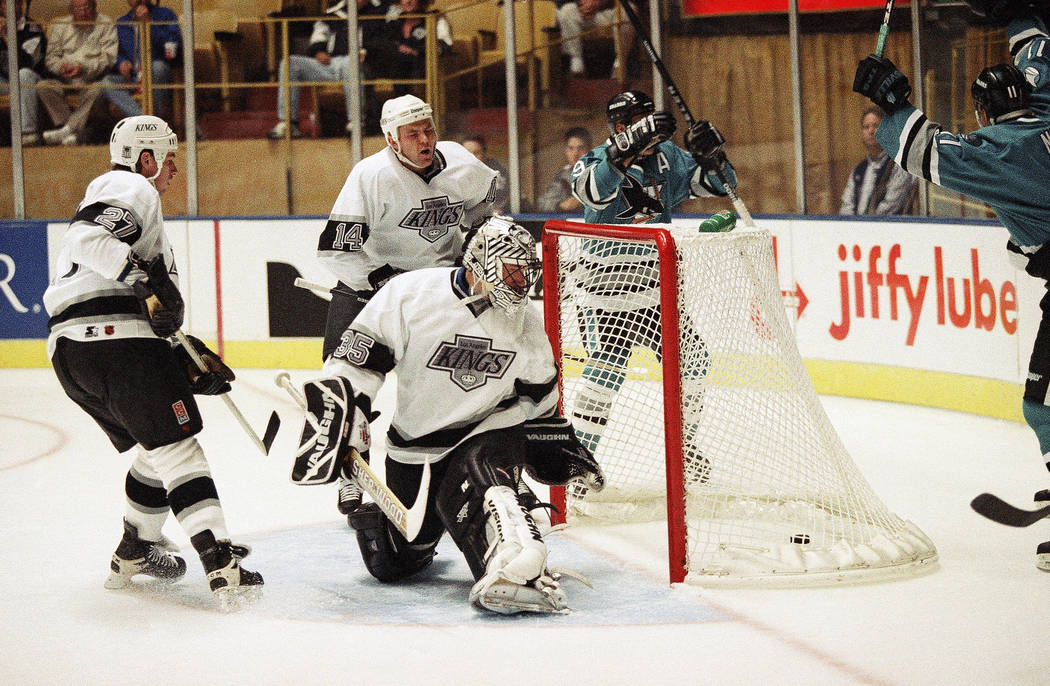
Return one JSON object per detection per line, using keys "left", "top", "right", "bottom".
{"left": 427, "top": 334, "right": 516, "bottom": 391}
{"left": 400, "top": 196, "right": 465, "bottom": 243}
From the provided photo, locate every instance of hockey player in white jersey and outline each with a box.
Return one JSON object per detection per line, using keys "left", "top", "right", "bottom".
{"left": 43, "top": 115, "right": 262, "bottom": 607}
{"left": 291, "top": 217, "right": 604, "bottom": 614}
{"left": 317, "top": 93, "right": 500, "bottom": 516}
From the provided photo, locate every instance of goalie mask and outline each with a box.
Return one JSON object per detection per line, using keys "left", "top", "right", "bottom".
{"left": 463, "top": 217, "right": 541, "bottom": 313}
{"left": 110, "top": 115, "right": 178, "bottom": 182}
{"left": 972, "top": 63, "right": 1033, "bottom": 124}
{"left": 606, "top": 90, "right": 655, "bottom": 133}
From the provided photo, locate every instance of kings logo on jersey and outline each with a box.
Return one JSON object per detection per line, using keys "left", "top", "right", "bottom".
{"left": 427, "top": 334, "right": 516, "bottom": 391}
{"left": 400, "top": 196, "right": 466, "bottom": 243}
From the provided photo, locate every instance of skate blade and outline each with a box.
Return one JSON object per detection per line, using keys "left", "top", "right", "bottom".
{"left": 1037, "top": 555, "right": 1050, "bottom": 573}
{"left": 214, "top": 585, "right": 263, "bottom": 612}
{"left": 104, "top": 572, "right": 132, "bottom": 590}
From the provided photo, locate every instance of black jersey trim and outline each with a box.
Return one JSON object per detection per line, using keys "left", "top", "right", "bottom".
{"left": 47, "top": 295, "right": 142, "bottom": 330}
{"left": 73, "top": 201, "right": 143, "bottom": 244}
{"left": 417, "top": 149, "right": 447, "bottom": 183}
{"left": 386, "top": 396, "right": 518, "bottom": 450}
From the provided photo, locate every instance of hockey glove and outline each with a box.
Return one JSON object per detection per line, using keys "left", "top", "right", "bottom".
{"left": 606, "top": 111, "right": 677, "bottom": 168}
{"left": 174, "top": 335, "right": 235, "bottom": 395}
{"left": 130, "top": 254, "right": 184, "bottom": 338}
{"left": 684, "top": 120, "right": 726, "bottom": 162}
{"left": 698, "top": 153, "right": 738, "bottom": 197}
{"left": 291, "top": 377, "right": 371, "bottom": 485}
{"left": 520, "top": 417, "right": 605, "bottom": 493}
{"left": 853, "top": 54, "right": 912, "bottom": 114}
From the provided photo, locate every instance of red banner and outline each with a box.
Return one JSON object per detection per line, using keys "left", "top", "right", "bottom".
{"left": 682, "top": 0, "right": 906, "bottom": 16}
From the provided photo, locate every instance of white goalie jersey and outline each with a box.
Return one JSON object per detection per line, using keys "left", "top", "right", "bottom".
{"left": 43, "top": 170, "right": 176, "bottom": 358}
{"left": 317, "top": 142, "right": 499, "bottom": 292}
{"left": 321, "top": 267, "right": 559, "bottom": 464}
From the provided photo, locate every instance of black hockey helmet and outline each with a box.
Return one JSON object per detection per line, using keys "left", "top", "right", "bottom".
{"left": 606, "top": 90, "right": 655, "bottom": 132}
{"left": 971, "top": 63, "right": 1033, "bottom": 122}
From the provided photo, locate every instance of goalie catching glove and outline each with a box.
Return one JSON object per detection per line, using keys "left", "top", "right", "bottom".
{"left": 129, "top": 253, "right": 184, "bottom": 338}
{"left": 520, "top": 417, "right": 605, "bottom": 493}
{"left": 291, "top": 377, "right": 372, "bottom": 485}
{"left": 173, "top": 335, "right": 235, "bottom": 395}
{"left": 606, "top": 111, "right": 676, "bottom": 168}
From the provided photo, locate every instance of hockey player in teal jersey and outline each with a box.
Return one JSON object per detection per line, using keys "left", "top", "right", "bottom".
{"left": 571, "top": 90, "right": 737, "bottom": 224}
{"left": 564, "top": 90, "right": 738, "bottom": 493}
{"left": 854, "top": 2, "right": 1050, "bottom": 571}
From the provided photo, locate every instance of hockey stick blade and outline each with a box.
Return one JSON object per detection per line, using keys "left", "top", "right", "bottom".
{"left": 261, "top": 411, "right": 281, "bottom": 455}
{"left": 970, "top": 492, "right": 1050, "bottom": 527}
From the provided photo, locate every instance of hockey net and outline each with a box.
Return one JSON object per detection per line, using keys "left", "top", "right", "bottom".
{"left": 540, "top": 220, "right": 937, "bottom": 586}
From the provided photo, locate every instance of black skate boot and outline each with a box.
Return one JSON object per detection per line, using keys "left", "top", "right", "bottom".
{"left": 104, "top": 519, "right": 187, "bottom": 589}
{"left": 337, "top": 476, "right": 363, "bottom": 517}
{"left": 192, "top": 530, "right": 264, "bottom": 610}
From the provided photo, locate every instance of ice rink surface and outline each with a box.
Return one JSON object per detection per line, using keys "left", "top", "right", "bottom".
{"left": 2, "top": 367, "right": 1048, "bottom": 685}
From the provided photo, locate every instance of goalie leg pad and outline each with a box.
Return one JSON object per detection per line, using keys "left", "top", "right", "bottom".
{"left": 348, "top": 502, "right": 437, "bottom": 582}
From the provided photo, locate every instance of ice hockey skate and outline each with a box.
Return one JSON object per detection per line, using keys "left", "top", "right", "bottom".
{"left": 1037, "top": 542, "right": 1050, "bottom": 572}
{"left": 337, "top": 476, "right": 363, "bottom": 516}
{"left": 194, "top": 531, "right": 264, "bottom": 611}
{"left": 470, "top": 569, "right": 568, "bottom": 615}
{"left": 104, "top": 519, "right": 187, "bottom": 589}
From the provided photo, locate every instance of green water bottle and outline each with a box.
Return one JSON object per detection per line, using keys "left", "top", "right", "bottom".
{"left": 698, "top": 210, "right": 736, "bottom": 233}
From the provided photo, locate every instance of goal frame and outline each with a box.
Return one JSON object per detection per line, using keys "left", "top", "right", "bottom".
{"left": 541, "top": 219, "right": 690, "bottom": 583}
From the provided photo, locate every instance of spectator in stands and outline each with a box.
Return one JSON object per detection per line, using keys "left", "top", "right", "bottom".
{"left": 556, "top": 0, "right": 634, "bottom": 77}
{"left": 0, "top": 0, "right": 47, "bottom": 145}
{"left": 537, "top": 126, "right": 592, "bottom": 213}
{"left": 839, "top": 105, "right": 916, "bottom": 216}
{"left": 268, "top": 0, "right": 388, "bottom": 139}
{"left": 368, "top": 0, "right": 451, "bottom": 96}
{"left": 38, "top": 0, "right": 117, "bottom": 146}
{"left": 462, "top": 134, "right": 510, "bottom": 213}
{"left": 102, "top": 0, "right": 181, "bottom": 121}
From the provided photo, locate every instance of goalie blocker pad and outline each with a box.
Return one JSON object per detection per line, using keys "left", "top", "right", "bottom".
{"left": 291, "top": 377, "right": 357, "bottom": 485}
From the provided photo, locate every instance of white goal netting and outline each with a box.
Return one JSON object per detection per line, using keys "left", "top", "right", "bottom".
{"left": 542, "top": 221, "right": 937, "bottom": 586}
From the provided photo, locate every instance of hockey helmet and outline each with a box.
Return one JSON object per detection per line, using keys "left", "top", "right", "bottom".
{"left": 380, "top": 94, "right": 435, "bottom": 145}
{"left": 109, "top": 115, "right": 178, "bottom": 181}
{"left": 971, "top": 63, "right": 1033, "bottom": 123}
{"left": 606, "top": 90, "right": 655, "bottom": 132}
{"left": 463, "top": 216, "right": 541, "bottom": 313}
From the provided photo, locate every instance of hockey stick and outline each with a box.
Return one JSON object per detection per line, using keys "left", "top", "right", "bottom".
{"left": 173, "top": 330, "right": 280, "bottom": 456}
{"left": 293, "top": 277, "right": 334, "bottom": 302}
{"left": 971, "top": 492, "right": 1050, "bottom": 527}
{"left": 274, "top": 371, "right": 430, "bottom": 541}
{"left": 874, "top": 0, "right": 896, "bottom": 57}
{"left": 614, "top": 0, "right": 755, "bottom": 228}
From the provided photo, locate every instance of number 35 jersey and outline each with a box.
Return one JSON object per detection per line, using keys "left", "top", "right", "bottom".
{"left": 43, "top": 170, "right": 176, "bottom": 357}
{"left": 317, "top": 142, "right": 498, "bottom": 292}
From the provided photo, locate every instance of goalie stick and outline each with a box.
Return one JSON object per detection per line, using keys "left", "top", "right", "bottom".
{"left": 970, "top": 492, "right": 1050, "bottom": 527}
{"left": 274, "top": 371, "right": 430, "bottom": 541}
{"left": 172, "top": 330, "right": 280, "bottom": 455}
{"left": 614, "top": 0, "right": 755, "bottom": 228}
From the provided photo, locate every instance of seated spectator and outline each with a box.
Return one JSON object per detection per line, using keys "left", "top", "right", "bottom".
{"left": 462, "top": 134, "right": 509, "bottom": 213}
{"left": 368, "top": 0, "right": 451, "bottom": 96}
{"left": 268, "top": 0, "right": 388, "bottom": 139}
{"left": 37, "top": 0, "right": 117, "bottom": 146}
{"left": 839, "top": 105, "right": 916, "bottom": 215}
{"left": 0, "top": 0, "right": 47, "bottom": 145}
{"left": 537, "top": 126, "right": 592, "bottom": 212}
{"left": 556, "top": 0, "right": 633, "bottom": 77}
{"left": 102, "top": 0, "right": 181, "bottom": 121}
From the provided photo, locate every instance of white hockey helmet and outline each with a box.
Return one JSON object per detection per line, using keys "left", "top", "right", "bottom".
{"left": 109, "top": 115, "right": 178, "bottom": 181}
{"left": 463, "top": 216, "right": 541, "bottom": 313}
{"left": 380, "top": 94, "right": 435, "bottom": 147}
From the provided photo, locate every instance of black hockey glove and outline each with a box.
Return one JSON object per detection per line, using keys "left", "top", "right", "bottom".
{"left": 684, "top": 120, "right": 726, "bottom": 162}
{"left": 520, "top": 417, "right": 605, "bottom": 493}
{"left": 606, "top": 111, "right": 677, "bottom": 168}
{"left": 853, "top": 54, "right": 912, "bottom": 114}
{"left": 130, "top": 254, "right": 184, "bottom": 338}
{"left": 174, "top": 335, "right": 235, "bottom": 395}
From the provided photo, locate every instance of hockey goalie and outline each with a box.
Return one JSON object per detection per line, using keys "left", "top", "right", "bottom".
{"left": 290, "top": 217, "right": 604, "bottom": 614}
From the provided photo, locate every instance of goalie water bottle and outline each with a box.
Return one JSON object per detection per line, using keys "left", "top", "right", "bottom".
{"left": 699, "top": 210, "right": 736, "bottom": 233}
